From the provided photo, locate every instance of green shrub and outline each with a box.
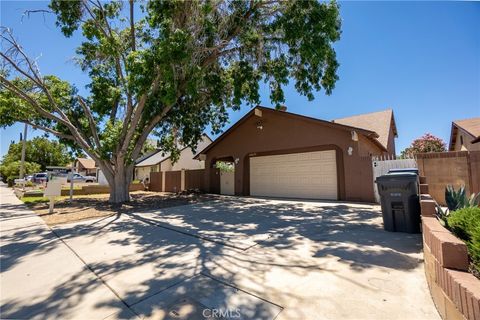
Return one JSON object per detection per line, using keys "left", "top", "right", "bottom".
{"left": 447, "top": 207, "right": 480, "bottom": 273}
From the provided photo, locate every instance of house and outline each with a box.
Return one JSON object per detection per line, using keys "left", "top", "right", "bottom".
{"left": 134, "top": 135, "right": 212, "bottom": 181}
{"left": 333, "top": 109, "right": 398, "bottom": 155}
{"left": 74, "top": 158, "right": 97, "bottom": 176}
{"left": 195, "top": 106, "right": 398, "bottom": 202}
{"left": 448, "top": 117, "right": 480, "bottom": 151}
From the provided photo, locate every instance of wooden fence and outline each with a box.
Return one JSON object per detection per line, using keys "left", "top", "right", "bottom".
{"left": 149, "top": 172, "right": 162, "bottom": 192}
{"left": 165, "top": 171, "right": 182, "bottom": 193}
{"left": 150, "top": 169, "right": 206, "bottom": 193}
{"left": 185, "top": 169, "right": 205, "bottom": 190}
{"left": 416, "top": 151, "right": 480, "bottom": 205}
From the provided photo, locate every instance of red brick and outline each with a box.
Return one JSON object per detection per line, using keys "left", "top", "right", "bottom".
{"left": 420, "top": 184, "right": 429, "bottom": 194}
{"left": 426, "top": 230, "right": 469, "bottom": 271}
{"left": 446, "top": 269, "right": 480, "bottom": 320}
{"left": 421, "top": 199, "right": 437, "bottom": 217}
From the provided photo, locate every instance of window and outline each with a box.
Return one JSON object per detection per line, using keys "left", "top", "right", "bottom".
{"left": 460, "top": 135, "right": 464, "bottom": 145}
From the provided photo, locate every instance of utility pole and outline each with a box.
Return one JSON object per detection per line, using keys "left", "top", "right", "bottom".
{"left": 19, "top": 123, "right": 28, "bottom": 179}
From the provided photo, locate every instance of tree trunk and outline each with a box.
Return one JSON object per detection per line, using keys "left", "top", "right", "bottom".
{"left": 99, "top": 162, "right": 134, "bottom": 204}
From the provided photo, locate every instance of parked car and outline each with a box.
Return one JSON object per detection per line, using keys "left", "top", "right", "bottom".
{"left": 32, "top": 172, "right": 48, "bottom": 184}
{"left": 67, "top": 173, "right": 97, "bottom": 183}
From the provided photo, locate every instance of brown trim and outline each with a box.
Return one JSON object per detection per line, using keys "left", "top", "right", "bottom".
{"left": 243, "top": 145, "right": 346, "bottom": 200}
{"left": 195, "top": 106, "right": 382, "bottom": 159}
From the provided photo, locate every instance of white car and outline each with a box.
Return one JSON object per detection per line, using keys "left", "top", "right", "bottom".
{"left": 67, "top": 173, "right": 97, "bottom": 183}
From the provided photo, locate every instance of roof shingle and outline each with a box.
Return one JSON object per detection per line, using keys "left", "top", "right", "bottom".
{"left": 453, "top": 118, "right": 480, "bottom": 139}
{"left": 333, "top": 109, "right": 397, "bottom": 150}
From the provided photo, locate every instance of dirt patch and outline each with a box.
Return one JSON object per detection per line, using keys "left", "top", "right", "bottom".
{"left": 27, "top": 191, "right": 214, "bottom": 226}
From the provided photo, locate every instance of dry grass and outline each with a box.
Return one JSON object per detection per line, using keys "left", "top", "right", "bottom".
{"left": 26, "top": 191, "right": 213, "bottom": 226}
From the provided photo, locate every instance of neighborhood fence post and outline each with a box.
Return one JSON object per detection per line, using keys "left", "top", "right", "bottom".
{"left": 161, "top": 171, "right": 166, "bottom": 192}
{"left": 181, "top": 169, "right": 185, "bottom": 191}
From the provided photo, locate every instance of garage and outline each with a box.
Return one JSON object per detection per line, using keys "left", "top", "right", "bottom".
{"left": 249, "top": 150, "right": 338, "bottom": 200}
{"left": 195, "top": 106, "right": 394, "bottom": 202}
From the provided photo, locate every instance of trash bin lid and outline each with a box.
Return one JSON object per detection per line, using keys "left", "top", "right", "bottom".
{"left": 375, "top": 172, "right": 418, "bottom": 182}
{"left": 388, "top": 168, "right": 419, "bottom": 175}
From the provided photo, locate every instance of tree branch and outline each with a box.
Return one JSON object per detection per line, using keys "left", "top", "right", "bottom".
{"left": 78, "top": 96, "right": 101, "bottom": 148}
{"left": 129, "top": 0, "right": 136, "bottom": 51}
{"left": 20, "top": 120, "right": 75, "bottom": 141}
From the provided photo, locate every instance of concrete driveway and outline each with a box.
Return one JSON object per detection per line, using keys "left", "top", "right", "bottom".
{"left": 1, "top": 190, "right": 439, "bottom": 319}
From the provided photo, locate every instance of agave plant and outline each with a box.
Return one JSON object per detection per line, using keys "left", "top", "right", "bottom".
{"left": 445, "top": 185, "right": 480, "bottom": 211}
{"left": 466, "top": 193, "right": 480, "bottom": 207}
{"left": 445, "top": 185, "right": 466, "bottom": 211}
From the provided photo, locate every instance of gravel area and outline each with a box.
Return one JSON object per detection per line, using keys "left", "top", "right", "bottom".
{"left": 27, "top": 191, "right": 214, "bottom": 226}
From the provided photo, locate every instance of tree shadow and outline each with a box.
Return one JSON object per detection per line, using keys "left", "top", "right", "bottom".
{"left": 1, "top": 195, "right": 426, "bottom": 319}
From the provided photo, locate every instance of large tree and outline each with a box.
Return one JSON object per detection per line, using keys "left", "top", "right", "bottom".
{"left": 0, "top": 0, "right": 341, "bottom": 203}
{"left": 1, "top": 136, "right": 73, "bottom": 171}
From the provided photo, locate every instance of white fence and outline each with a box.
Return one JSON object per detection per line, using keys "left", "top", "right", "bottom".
{"left": 372, "top": 156, "right": 417, "bottom": 203}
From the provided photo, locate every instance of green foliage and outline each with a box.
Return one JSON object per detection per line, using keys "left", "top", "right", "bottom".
{"left": 445, "top": 185, "right": 480, "bottom": 211}
{"left": 446, "top": 185, "right": 467, "bottom": 211}
{"left": 215, "top": 161, "right": 234, "bottom": 173}
{"left": 446, "top": 207, "right": 480, "bottom": 273}
{"left": 2, "top": 0, "right": 342, "bottom": 202}
{"left": 0, "top": 160, "right": 41, "bottom": 183}
{"left": 401, "top": 133, "right": 447, "bottom": 158}
{"left": 1, "top": 137, "right": 73, "bottom": 171}
{"left": 21, "top": 196, "right": 50, "bottom": 204}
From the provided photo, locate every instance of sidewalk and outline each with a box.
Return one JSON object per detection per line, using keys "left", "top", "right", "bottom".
{"left": 0, "top": 184, "right": 136, "bottom": 320}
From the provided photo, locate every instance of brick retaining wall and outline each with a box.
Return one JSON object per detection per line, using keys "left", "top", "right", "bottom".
{"left": 420, "top": 182, "right": 480, "bottom": 320}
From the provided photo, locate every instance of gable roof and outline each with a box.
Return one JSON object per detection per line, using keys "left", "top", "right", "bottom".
{"left": 135, "top": 150, "right": 171, "bottom": 167}
{"left": 135, "top": 134, "right": 213, "bottom": 167}
{"left": 195, "top": 106, "right": 387, "bottom": 158}
{"left": 135, "top": 149, "right": 160, "bottom": 165}
{"left": 332, "top": 109, "right": 397, "bottom": 150}
{"left": 449, "top": 117, "right": 480, "bottom": 149}
{"left": 77, "top": 158, "right": 96, "bottom": 170}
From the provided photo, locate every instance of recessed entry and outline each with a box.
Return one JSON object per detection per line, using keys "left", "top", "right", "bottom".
{"left": 130, "top": 274, "right": 283, "bottom": 320}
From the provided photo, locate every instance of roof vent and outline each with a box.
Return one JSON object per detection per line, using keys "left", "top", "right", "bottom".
{"left": 278, "top": 105, "right": 287, "bottom": 112}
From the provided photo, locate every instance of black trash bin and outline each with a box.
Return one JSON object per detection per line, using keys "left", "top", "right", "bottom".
{"left": 375, "top": 172, "right": 421, "bottom": 233}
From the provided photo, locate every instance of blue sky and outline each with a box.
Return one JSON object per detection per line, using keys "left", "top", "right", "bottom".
{"left": 1, "top": 1, "right": 479, "bottom": 157}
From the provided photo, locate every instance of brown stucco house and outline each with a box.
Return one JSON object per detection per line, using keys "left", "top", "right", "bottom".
{"left": 448, "top": 117, "right": 480, "bottom": 151}
{"left": 195, "top": 106, "right": 397, "bottom": 202}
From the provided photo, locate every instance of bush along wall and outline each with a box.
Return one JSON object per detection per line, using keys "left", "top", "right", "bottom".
{"left": 420, "top": 181, "right": 480, "bottom": 320}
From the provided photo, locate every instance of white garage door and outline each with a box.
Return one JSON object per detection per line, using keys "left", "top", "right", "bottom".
{"left": 250, "top": 150, "right": 338, "bottom": 200}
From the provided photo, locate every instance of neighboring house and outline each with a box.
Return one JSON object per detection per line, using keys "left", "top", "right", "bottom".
{"left": 74, "top": 158, "right": 97, "bottom": 176}
{"left": 333, "top": 109, "right": 398, "bottom": 155}
{"left": 134, "top": 135, "right": 212, "bottom": 181}
{"left": 195, "top": 106, "right": 398, "bottom": 202}
{"left": 448, "top": 117, "right": 480, "bottom": 151}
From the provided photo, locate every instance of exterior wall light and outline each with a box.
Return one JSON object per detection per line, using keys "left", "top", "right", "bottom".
{"left": 351, "top": 130, "right": 358, "bottom": 141}
{"left": 347, "top": 147, "right": 353, "bottom": 156}
{"left": 234, "top": 158, "right": 240, "bottom": 165}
